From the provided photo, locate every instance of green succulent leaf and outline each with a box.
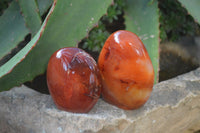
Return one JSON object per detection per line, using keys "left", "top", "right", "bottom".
{"left": 0, "top": 0, "right": 113, "bottom": 91}
{"left": 18, "top": 0, "right": 42, "bottom": 35}
{"left": 0, "top": 0, "right": 53, "bottom": 62}
{"left": 125, "top": 0, "right": 159, "bottom": 83}
{"left": 0, "top": 1, "right": 29, "bottom": 60}
{"left": 37, "top": 0, "right": 53, "bottom": 15}
{"left": 178, "top": 0, "right": 200, "bottom": 24}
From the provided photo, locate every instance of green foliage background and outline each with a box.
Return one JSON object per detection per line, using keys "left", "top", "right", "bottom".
{"left": 0, "top": 0, "right": 200, "bottom": 91}
{"left": 159, "top": 0, "right": 200, "bottom": 42}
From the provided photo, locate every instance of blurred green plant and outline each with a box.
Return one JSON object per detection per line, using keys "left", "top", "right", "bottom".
{"left": 0, "top": 0, "right": 200, "bottom": 91}
{"left": 0, "top": 0, "right": 113, "bottom": 91}
{"left": 0, "top": 0, "right": 12, "bottom": 15}
{"left": 159, "top": 0, "right": 200, "bottom": 42}
{"left": 82, "top": 22, "right": 109, "bottom": 52}
{"left": 81, "top": 0, "right": 125, "bottom": 52}
{"left": 102, "top": 0, "right": 125, "bottom": 23}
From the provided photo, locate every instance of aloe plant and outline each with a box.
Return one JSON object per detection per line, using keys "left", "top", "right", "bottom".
{"left": 0, "top": 1, "right": 29, "bottom": 61}
{"left": 18, "top": 0, "right": 42, "bottom": 35}
{"left": 0, "top": 0, "right": 200, "bottom": 91}
{"left": 124, "top": 0, "right": 159, "bottom": 83}
{"left": 0, "top": 0, "right": 113, "bottom": 91}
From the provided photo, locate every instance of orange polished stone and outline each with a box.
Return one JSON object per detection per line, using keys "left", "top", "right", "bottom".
{"left": 98, "top": 30, "right": 154, "bottom": 110}
{"left": 47, "top": 48, "right": 101, "bottom": 113}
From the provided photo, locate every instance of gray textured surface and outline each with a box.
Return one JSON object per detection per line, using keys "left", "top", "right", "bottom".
{"left": 0, "top": 68, "right": 200, "bottom": 133}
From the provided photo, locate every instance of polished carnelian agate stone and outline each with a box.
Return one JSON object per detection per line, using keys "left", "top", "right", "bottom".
{"left": 47, "top": 48, "right": 101, "bottom": 113}
{"left": 98, "top": 30, "right": 154, "bottom": 110}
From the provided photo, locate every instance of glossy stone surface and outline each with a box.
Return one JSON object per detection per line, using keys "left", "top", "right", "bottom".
{"left": 47, "top": 48, "right": 101, "bottom": 113}
{"left": 98, "top": 30, "right": 154, "bottom": 110}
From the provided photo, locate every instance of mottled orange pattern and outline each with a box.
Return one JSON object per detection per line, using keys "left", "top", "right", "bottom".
{"left": 98, "top": 30, "right": 154, "bottom": 110}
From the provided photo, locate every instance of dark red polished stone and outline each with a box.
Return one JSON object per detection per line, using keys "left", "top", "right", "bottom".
{"left": 47, "top": 47, "right": 101, "bottom": 113}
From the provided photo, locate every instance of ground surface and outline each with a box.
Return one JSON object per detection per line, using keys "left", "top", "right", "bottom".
{"left": 0, "top": 68, "right": 200, "bottom": 133}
